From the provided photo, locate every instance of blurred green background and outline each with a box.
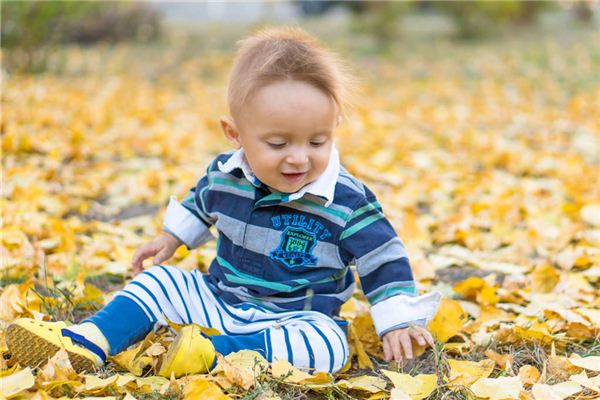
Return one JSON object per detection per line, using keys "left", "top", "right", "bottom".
{"left": 2, "top": 0, "right": 598, "bottom": 73}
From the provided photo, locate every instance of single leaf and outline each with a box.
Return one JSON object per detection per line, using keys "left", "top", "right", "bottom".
{"left": 381, "top": 370, "right": 437, "bottom": 400}
{"left": 532, "top": 381, "right": 581, "bottom": 400}
{"left": 0, "top": 367, "right": 35, "bottom": 398}
{"left": 470, "top": 376, "right": 523, "bottom": 400}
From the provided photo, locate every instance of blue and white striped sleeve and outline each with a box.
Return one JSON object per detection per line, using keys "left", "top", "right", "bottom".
{"left": 339, "top": 186, "right": 440, "bottom": 337}
{"left": 163, "top": 172, "right": 217, "bottom": 250}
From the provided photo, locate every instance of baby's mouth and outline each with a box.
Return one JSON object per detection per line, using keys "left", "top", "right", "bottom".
{"left": 281, "top": 172, "right": 307, "bottom": 183}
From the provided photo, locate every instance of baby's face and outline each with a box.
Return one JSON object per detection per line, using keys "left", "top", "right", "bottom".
{"left": 232, "top": 80, "right": 338, "bottom": 193}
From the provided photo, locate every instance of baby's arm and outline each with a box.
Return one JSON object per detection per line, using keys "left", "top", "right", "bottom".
{"left": 339, "top": 185, "right": 440, "bottom": 361}
{"left": 131, "top": 172, "right": 216, "bottom": 274}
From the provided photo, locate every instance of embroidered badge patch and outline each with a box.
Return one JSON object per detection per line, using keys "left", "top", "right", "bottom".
{"left": 270, "top": 227, "right": 318, "bottom": 268}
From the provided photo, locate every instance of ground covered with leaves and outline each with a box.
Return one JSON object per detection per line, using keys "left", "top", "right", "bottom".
{"left": 2, "top": 25, "right": 600, "bottom": 400}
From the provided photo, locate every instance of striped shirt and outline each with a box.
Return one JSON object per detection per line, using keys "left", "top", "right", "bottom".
{"left": 164, "top": 147, "right": 440, "bottom": 336}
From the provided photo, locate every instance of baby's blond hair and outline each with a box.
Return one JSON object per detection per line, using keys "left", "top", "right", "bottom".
{"left": 227, "top": 26, "right": 353, "bottom": 121}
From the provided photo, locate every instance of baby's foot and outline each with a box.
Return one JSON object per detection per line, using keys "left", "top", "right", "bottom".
{"left": 6, "top": 318, "right": 104, "bottom": 372}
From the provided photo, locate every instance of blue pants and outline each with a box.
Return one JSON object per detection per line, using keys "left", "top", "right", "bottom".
{"left": 85, "top": 265, "right": 349, "bottom": 373}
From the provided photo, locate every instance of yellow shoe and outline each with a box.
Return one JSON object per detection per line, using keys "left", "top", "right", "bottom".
{"left": 6, "top": 318, "right": 103, "bottom": 373}
{"left": 158, "top": 324, "right": 215, "bottom": 378}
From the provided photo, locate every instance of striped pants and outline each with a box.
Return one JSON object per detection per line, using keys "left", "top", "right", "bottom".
{"left": 86, "top": 265, "right": 349, "bottom": 373}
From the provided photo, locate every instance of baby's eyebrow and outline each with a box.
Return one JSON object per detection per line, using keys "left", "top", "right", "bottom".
{"left": 261, "top": 130, "right": 332, "bottom": 139}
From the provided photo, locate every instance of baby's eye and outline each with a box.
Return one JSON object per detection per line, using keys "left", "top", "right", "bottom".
{"left": 267, "top": 142, "right": 286, "bottom": 149}
{"left": 310, "top": 141, "right": 326, "bottom": 147}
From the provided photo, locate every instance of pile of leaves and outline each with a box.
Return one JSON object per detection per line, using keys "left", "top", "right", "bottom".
{"left": 2, "top": 27, "right": 599, "bottom": 399}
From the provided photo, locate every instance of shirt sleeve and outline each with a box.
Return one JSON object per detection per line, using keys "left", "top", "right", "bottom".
{"left": 163, "top": 173, "right": 217, "bottom": 249}
{"left": 339, "top": 185, "right": 441, "bottom": 337}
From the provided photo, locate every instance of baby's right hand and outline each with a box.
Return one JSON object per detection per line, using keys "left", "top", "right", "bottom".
{"left": 131, "top": 232, "right": 183, "bottom": 275}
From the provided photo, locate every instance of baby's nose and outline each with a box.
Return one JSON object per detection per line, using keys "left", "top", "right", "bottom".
{"left": 286, "top": 149, "right": 309, "bottom": 165}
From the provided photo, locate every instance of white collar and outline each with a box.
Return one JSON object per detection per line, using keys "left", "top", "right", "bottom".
{"left": 217, "top": 146, "right": 340, "bottom": 207}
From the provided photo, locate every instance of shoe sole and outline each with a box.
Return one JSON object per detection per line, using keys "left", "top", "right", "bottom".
{"left": 6, "top": 323, "right": 97, "bottom": 373}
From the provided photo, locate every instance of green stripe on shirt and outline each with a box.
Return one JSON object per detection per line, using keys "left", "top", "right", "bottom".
{"left": 340, "top": 213, "right": 385, "bottom": 240}
{"left": 348, "top": 201, "right": 382, "bottom": 221}
{"left": 367, "top": 285, "right": 418, "bottom": 304}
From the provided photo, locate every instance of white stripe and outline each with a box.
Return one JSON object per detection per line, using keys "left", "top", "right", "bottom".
{"left": 134, "top": 269, "right": 185, "bottom": 324}
{"left": 268, "top": 328, "right": 289, "bottom": 364}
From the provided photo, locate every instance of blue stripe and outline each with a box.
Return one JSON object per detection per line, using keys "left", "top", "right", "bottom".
{"left": 328, "top": 323, "right": 347, "bottom": 371}
{"left": 127, "top": 283, "right": 165, "bottom": 321}
{"left": 299, "top": 330, "right": 315, "bottom": 371}
{"left": 159, "top": 266, "right": 192, "bottom": 324}
{"left": 61, "top": 329, "right": 107, "bottom": 363}
{"left": 281, "top": 326, "right": 294, "bottom": 364}
{"left": 265, "top": 330, "right": 272, "bottom": 362}
{"left": 310, "top": 323, "right": 335, "bottom": 373}
{"left": 191, "top": 273, "right": 213, "bottom": 327}
{"left": 140, "top": 270, "right": 184, "bottom": 323}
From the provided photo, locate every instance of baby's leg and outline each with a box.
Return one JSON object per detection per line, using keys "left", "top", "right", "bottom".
{"left": 211, "top": 315, "right": 349, "bottom": 374}
{"left": 71, "top": 264, "right": 213, "bottom": 355}
{"left": 7, "top": 265, "right": 215, "bottom": 373}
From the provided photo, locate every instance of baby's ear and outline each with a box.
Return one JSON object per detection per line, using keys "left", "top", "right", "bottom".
{"left": 219, "top": 116, "right": 242, "bottom": 149}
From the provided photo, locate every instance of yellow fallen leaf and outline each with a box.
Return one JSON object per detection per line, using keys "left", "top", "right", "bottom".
{"left": 348, "top": 323, "right": 374, "bottom": 369}
{"left": 428, "top": 298, "right": 468, "bottom": 343}
{"left": 453, "top": 276, "right": 498, "bottom": 305}
{"left": 81, "top": 374, "right": 119, "bottom": 393}
{"left": 213, "top": 350, "right": 268, "bottom": 390}
{"left": 271, "top": 359, "right": 313, "bottom": 383}
{"left": 532, "top": 381, "right": 581, "bottom": 400}
{"left": 390, "top": 388, "right": 412, "bottom": 400}
{"left": 442, "top": 342, "right": 472, "bottom": 356}
{"left": 145, "top": 342, "right": 167, "bottom": 357}
{"left": 484, "top": 349, "right": 513, "bottom": 369}
{"left": 39, "top": 348, "right": 80, "bottom": 383}
{"left": 183, "top": 378, "right": 230, "bottom": 400}
{"left": 569, "top": 370, "right": 600, "bottom": 393}
{"left": 135, "top": 376, "right": 169, "bottom": 392}
{"left": 530, "top": 262, "right": 560, "bottom": 293}
{"left": 447, "top": 358, "right": 495, "bottom": 387}
{"left": 0, "top": 367, "right": 35, "bottom": 398}
{"left": 110, "top": 344, "right": 152, "bottom": 376}
{"left": 115, "top": 373, "right": 137, "bottom": 387}
{"left": 518, "top": 365, "right": 540, "bottom": 386}
{"left": 470, "top": 376, "right": 523, "bottom": 400}
{"left": 381, "top": 370, "right": 437, "bottom": 400}
{"left": 546, "top": 347, "right": 583, "bottom": 381}
{"left": 336, "top": 375, "right": 388, "bottom": 393}
{"left": 567, "top": 355, "right": 600, "bottom": 372}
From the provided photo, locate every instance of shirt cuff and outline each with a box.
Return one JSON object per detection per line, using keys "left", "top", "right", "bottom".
{"left": 370, "top": 291, "right": 441, "bottom": 337}
{"left": 163, "top": 196, "right": 214, "bottom": 249}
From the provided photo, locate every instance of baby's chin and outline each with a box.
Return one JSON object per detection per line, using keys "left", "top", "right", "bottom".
{"left": 267, "top": 178, "right": 317, "bottom": 194}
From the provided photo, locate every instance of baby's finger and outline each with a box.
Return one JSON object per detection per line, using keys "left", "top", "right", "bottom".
{"left": 391, "top": 335, "right": 403, "bottom": 363}
{"left": 400, "top": 333, "right": 413, "bottom": 360}
{"left": 153, "top": 247, "right": 170, "bottom": 265}
{"left": 383, "top": 337, "right": 392, "bottom": 362}
{"left": 408, "top": 329, "right": 426, "bottom": 346}
{"left": 417, "top": 329, "right": 435, "bottom": 348}
{"left": 132, "top": 245, "right": 154, "bottom": 273}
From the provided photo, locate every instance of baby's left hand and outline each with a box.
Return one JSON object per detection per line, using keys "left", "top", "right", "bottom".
{"left": 382, "top": 325, "right": 435, "bottom": 363}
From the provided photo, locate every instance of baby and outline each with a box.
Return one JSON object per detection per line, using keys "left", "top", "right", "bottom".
{"left": 7, "top": 27, "right": 440, "bottom": 376}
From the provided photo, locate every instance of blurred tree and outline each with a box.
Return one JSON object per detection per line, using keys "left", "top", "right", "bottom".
{"left": 1, "top": 1, "right": 161, "bottom": 72}
{"left": 430, "top": 1, "right": 555, "bottom": 39}
{"left": 349, "top": 1, "right": 415, "bottom": 48}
